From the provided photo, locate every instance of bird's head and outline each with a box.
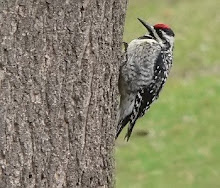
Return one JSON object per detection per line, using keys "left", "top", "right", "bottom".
{"left": 138, "top": 18, "right": 175, "bottom": 49}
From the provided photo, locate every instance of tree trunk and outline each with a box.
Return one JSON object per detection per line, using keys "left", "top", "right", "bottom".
{"left": 0, "top": 0, "right": 127, "bottom": 187}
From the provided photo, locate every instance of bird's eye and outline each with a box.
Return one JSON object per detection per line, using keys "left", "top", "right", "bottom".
{"left": 157, "top": 29, "right": 164, "bottom": 37}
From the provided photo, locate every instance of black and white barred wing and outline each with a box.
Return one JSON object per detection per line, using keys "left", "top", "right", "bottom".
{"left": 117, "top": 39, "right": 161, "bottom": 140}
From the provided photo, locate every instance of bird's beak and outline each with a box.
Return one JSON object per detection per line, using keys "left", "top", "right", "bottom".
{"left": 137, "top": 18, "right": 154, "bottom": 35}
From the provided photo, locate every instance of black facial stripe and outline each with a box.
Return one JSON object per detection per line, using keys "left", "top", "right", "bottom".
{"left": 155, "top": 29, "right": 163, "bottom": 39}
{"left": 156, "top": 28, "right": 175, "bottom": 37}
{"left": 164, "top": 28, "right": 175, "bottom": 37}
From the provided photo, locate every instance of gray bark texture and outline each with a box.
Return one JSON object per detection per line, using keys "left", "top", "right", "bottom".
{"left": 0, "top": 0, "right": 127, "bottom": 187}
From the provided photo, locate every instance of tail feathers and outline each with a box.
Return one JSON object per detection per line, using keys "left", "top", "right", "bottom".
{"left": 116, "top": 96, "right": 141, "bottom": 140}
{"left": 115, "top": 115, "right": 131, "bottom": 139}
{"left": 116, "top": 118, "right": 137, "bottom": 141}
{"left": 124, "top": 119, "right": 137, "bottom": 141}
{"left": 116, "top": 90, "right": 144, "bottom": 140}
{"left": 116, "top": 114, "right": 138, "bottom": 141}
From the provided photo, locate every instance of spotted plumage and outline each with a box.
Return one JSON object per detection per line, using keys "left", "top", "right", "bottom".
{"left": 116, "top": 18, "right": 175, "bottom": 141}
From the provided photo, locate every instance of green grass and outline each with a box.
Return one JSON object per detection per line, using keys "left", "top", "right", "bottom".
{"left": 116, "top": 0, "right": 220, "bottom": 187}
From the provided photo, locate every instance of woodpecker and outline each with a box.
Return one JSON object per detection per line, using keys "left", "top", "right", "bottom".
{"left": 116, "top": 18, "right": 175, "bottom": 141}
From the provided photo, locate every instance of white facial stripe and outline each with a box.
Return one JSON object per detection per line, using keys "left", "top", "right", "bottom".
{"left": 161, "top": 30, "right": 175, "bottom": 46}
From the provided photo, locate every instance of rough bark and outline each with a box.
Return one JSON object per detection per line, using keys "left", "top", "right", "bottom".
{"left": 0, "top": 0, "right": 127, "bottom": 187}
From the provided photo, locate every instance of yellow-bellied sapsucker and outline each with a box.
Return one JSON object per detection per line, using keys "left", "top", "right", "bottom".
{"left": 116, "top": 18, "right": 175, "bottom": 141}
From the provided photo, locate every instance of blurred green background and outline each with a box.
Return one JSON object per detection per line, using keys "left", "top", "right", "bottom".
{"left": 115, "top": 0, "right": 220, "bottom": 187}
